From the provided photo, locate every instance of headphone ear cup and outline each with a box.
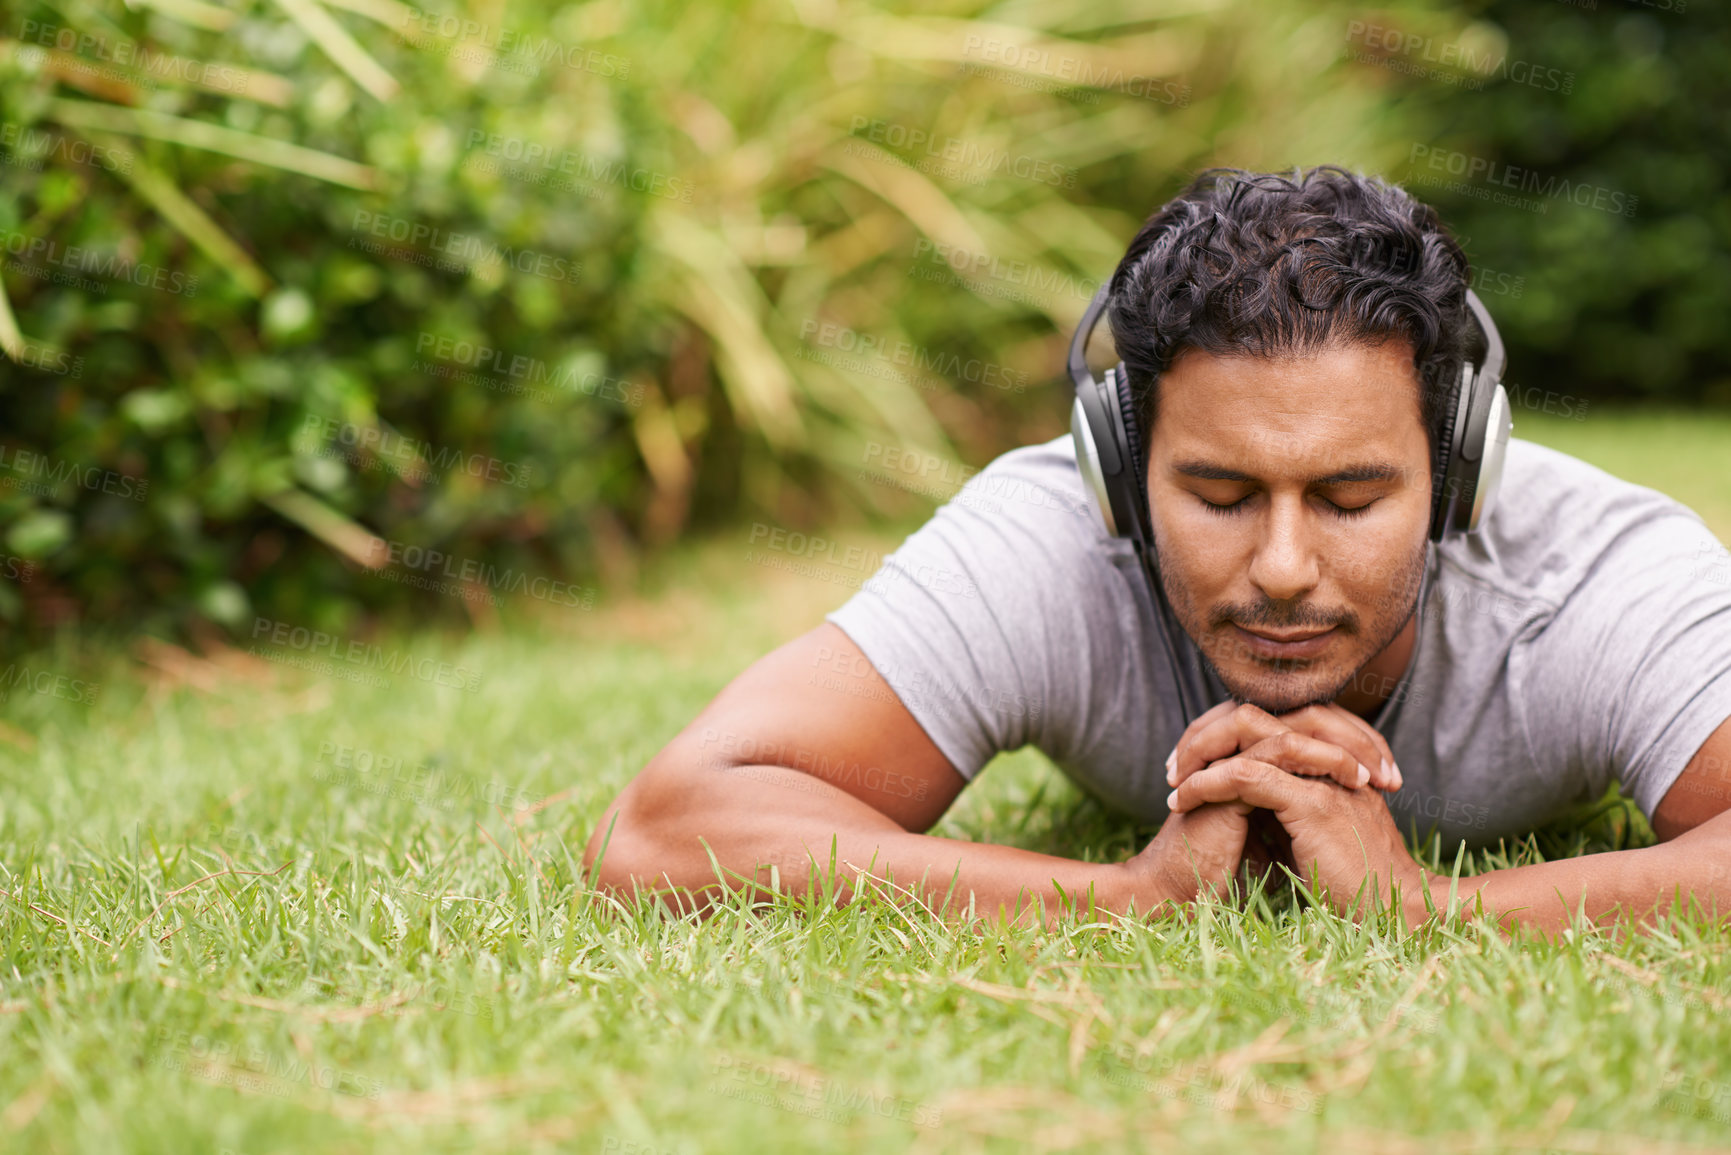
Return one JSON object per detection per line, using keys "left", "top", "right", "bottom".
{"left": 1109, "top": 363, "right": 1152, "bottom": 543}
{"left": 1070, "top": 394, "right": 1120, "bottom": 536}
{"left": 1462, "top": 382, "right": 1512, "bottom": 533}
{"left": 1429, "top": 362, "right": 1471, "bottom": 542}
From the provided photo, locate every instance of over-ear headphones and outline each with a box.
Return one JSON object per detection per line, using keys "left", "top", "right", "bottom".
{"left": 1066, "top": 281, "right": 1513, "bottom": 725}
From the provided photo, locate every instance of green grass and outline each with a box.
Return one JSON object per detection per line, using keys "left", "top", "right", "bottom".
{"left": 3, "top": 410, "right": 1731, "bottom": 1154}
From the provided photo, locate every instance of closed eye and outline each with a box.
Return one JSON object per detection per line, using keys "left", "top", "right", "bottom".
{"left": 1324, "top": 498, "right": 1379, "bottom": 519}
{"left": 1195, "top": 494, "right": 1381, "bottom": 518}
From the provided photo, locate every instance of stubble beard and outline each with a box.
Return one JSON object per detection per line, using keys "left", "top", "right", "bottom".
{"left": 1159, "top": 540, "right": 1429, "bottom": 715}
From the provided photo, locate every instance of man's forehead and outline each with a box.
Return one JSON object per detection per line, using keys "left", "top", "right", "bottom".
{"left": 1152, "top": 341, "right": 1428, "bottom": 472}
{"left": 1158, "top": 341, "right": 1424, "bottom": 412}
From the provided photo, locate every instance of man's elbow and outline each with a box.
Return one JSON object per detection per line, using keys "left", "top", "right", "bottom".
{"left": 582, "top": 754, "right": 730, "bottom": 911}
{"left": 584, "top": 775, "right": 673, "bottom": 897}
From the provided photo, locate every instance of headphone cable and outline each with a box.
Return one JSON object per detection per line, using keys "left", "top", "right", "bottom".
{"left": 1135, "top": 538, "right": 1200, "bottom": 730}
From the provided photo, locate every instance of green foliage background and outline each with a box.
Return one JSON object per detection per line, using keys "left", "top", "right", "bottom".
{"left": 1382, "top": 0, "right": 1731, "bottom": 407}
{"left": 0, "top": 0, "right": 1723, "bottom": 636}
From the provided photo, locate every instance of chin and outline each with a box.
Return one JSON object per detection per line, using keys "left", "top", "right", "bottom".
{"left": 1215, "top": 663, "right": 1348, "bottom": 716}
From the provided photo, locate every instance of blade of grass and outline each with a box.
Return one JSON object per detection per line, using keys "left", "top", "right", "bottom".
{"left": 0, "top": 278, "right": 24, "bottom": 361}
{"left": 259, "top": 489, "right": 388, "bottom": 569}
{"left": 822, "top": 142, "right": 986, "bottom": 257}
{"left": 319, "top": 0, "right": 418, "bottom": 32}
{"left": 46, "top": 98, "right": 382, "bottom": 190}
{"left": 652, "top": 212, "right": 804, "bottom": 450}
{"left": 272, "top": 0, "right": 401, "bottom": 102}
{"left": 76, "top": 131, "right": 273, "bottom": 297}
{"left": 0, "top": 39, "right": 143, "bottom": 104}
{"left": 126, "top": 0, "right": 236, "bottom": 32}
{"left": 3, "top": 40, "right": 297, "bottom": 107}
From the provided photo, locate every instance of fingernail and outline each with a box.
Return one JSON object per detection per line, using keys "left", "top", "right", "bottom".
{"left": 1356, "top": 763, "right": 1370, "bottom": 787}
{"left": 1392, "top": 761, "right": 1404, "bottom": 789}
{"left": 1380, "top": 757, "right": 1392, "bottom": 788}
{"left": 1166, "top": 789, "right": 1180, "bottom": 812}
{"left": 1165, "top": 749, "right": 1177, "bottom": 786}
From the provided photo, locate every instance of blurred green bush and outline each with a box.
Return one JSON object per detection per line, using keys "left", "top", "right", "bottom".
{"left": 0, "top": 0, "right": 1713, "bottom": 636}
{"left": 1374, "top": 0, "right": 1731, "bottom": 408}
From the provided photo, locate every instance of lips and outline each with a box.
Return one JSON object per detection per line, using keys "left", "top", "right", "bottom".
{"left": 1230, "top": 623, "right": 1337, "bottom": 660}
{"left": 1239, "top": 626, "right": 1333, "bottom": 643}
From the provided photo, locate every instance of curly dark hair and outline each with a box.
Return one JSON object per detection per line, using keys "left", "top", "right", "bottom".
{"left": 1106, "top": 165, "right": 1473, "bottom": 470}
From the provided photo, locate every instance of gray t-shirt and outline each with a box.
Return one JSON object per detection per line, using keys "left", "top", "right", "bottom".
{"left": 827, "top": 434, "right": 1731, "bottom": 848}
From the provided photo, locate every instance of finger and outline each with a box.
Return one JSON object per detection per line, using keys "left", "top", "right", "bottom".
{"left": 1164, "top": 699, "right": 1238, "bottom": 786}
{"left": 1274, "top": 703, "right": 1401, "bottom": 791}
{"left": 1242, "top": 730, "right": 1372, "bottom": 789}
{"left": 1271, "top": 704, "right": 1384, "bottom": 775}
{"left": 1304, "top": 703, "right": 1400, "bottom": 789}
{"left": 1169, "top": 702, "right": 1288, "bottom": 786}
{"left": 1167, "top": 756, "right": 1335, "bottom": 816}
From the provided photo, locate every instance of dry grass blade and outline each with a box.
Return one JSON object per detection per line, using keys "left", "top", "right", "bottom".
{"left": 3, "top": 39, "right": 295, "bottom": 107}
{"left": 202, "top": 65, "right": 297, "bottom": 108}
{"left": 260, "top": 489, "right": 388, "bottom": 568}
{"left": 114, "top": 863, "right": 296, "bottom": 952}
{"left": 0, "top": 1074, "right": 54, "bottom": 1132}
{"left": 652, "top": 212, "right": 804, "bottom": 449}
{"left": 0, "top": 39, "right": 144, "bottom": 103}
{"left": 0, "top": 888, "right": 113, "bottom": 947}
{"left": 1599, "top": 952, "right": 1729, "bottom": 1009}
{"left": 132, "top": 636, "right": 275, "bottom": 693}
{"left": 0, "top": 720, "right": 36, "bottom": 751}
{"left": 0, "top": 278, "right": 25, "bottom": 360}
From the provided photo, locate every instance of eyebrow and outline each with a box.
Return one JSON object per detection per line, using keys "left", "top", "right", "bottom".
{"left": 1171, "top": 459, "right": 1406, "bottom": 486}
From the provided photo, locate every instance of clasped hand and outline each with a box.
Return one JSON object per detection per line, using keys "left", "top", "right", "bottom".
{"left": 1121, "top": 701, "right": 1430, "bottom": 919}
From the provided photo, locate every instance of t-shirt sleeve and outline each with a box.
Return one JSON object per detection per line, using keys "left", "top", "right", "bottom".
{"left": 824, "top": 443, "right": 1144, "bottom": 782}
{"left": 1513, "top": 513, "right": 1731, "bottom": 819}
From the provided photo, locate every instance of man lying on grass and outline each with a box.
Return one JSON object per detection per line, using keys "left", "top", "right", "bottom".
{"left": 586, "top": 166, "right": 1731, "bottom": 935}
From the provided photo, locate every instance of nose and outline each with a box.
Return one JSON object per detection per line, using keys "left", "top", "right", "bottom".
{"left": 1246, "top": 493, "right": 1320, "bottom": 604}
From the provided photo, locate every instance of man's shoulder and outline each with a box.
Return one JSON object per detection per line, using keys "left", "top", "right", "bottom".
{"left": 948, "top": 434, "right": 1107, "bottom": 538}
{"left": 870, "top": 433, "right": 1133, "bottom": 625}
{"left": 962, "top": 433, "right": 1087, "bottom": 500}
{"left": 1441, "top": 436, "right": 1720, "bottom": 606}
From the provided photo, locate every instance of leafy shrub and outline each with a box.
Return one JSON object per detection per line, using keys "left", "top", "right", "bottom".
{"left": 6, "top": 0, "right": 1599, "bottom": 634}
{"left": 1369, "top": 0, "right": 1731, "bottom": 407}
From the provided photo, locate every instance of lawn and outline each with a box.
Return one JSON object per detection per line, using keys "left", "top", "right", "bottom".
{"left": 3, "top": 410, "right": 1731, "bottom": 1154}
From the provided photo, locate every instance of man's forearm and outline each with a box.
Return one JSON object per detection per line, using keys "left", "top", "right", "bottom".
{"left": 588, "top": 759, "right": 1180, "bottom": 928}
{"left": 1406, "top": 816, "right": 1731, "bottom": 933}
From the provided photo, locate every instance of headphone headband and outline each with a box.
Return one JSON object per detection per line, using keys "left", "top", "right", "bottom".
{"left": 1066, "top": 284, "right": 1114, "bottom": 398}
{"left": 1463, "top": 288, "right": 1505, "bottom": 389}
